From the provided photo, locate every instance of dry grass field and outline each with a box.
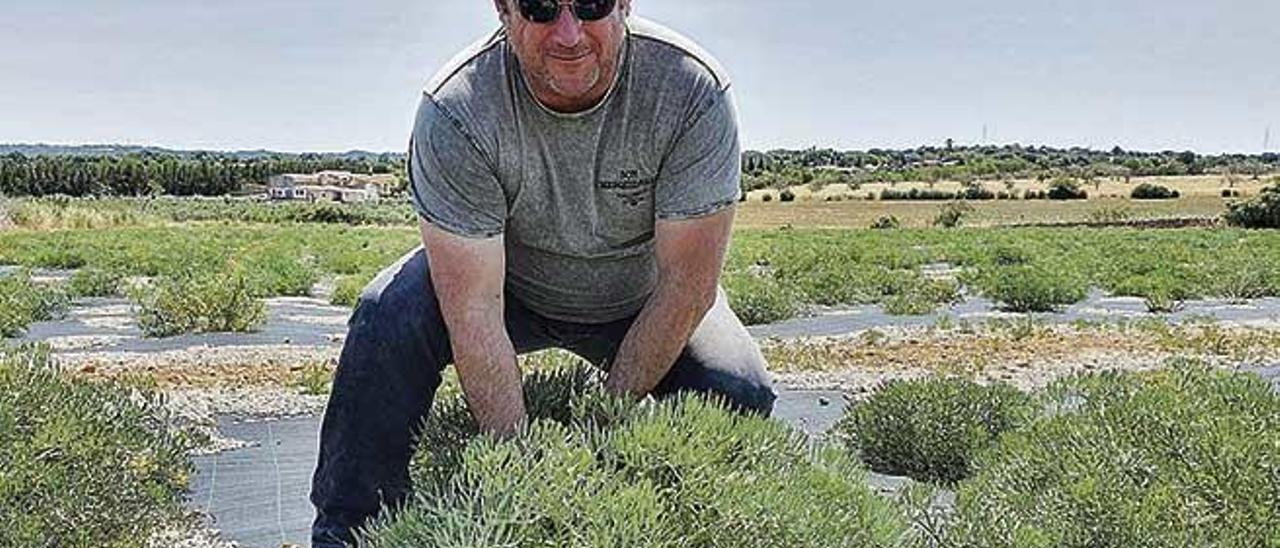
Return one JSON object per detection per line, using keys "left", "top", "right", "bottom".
{"left": 737, "top": 175, "right": 1270, "bottom": 229}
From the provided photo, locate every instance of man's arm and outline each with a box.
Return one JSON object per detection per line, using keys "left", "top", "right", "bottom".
{"left": 603, "top": 206, "right": 736, "bottom": 398}
{"left": 419, "top": 219, "right": 526, "bottom": 436}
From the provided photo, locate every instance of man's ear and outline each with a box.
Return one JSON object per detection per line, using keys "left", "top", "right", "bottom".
{"left": 494, "top": 0, "right": 509, "bottom": 17}
{"left": 618, "top": 0, "right": 632, "bottom": 17}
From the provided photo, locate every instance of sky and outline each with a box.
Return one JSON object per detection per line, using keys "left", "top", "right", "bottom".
{"left": 3, "top": 0, "right": 1278, "bottom": 154}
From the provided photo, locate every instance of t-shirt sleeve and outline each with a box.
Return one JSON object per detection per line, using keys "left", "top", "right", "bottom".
{"left": 408, "top": 95, "right": 506, "bottom": 238}
{"left": 654, "top": 88, "right": 743, "bottom": 220}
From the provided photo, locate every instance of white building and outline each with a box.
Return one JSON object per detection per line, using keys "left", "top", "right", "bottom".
{"left": 267, "top": 172, "right": 391, "bottom": 203}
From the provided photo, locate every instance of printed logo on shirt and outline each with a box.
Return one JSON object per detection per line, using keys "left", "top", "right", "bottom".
{"left": 597, "top": 169, "right": 655, "bottom": 208}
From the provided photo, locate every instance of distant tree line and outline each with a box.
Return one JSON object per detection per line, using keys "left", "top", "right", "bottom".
{"left": 0, "top": 151, "right": 401, "bottom": 197}
{"left": 3, "top": 144, "right": 1278, "bottom": 198}
{"left": 741, "top": 145, "right": 1280, "bottom": 193}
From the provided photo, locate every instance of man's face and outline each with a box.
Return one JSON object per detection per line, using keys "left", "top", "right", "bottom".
{"left": 497, "top": 0, "right": 630, "bottom": 112}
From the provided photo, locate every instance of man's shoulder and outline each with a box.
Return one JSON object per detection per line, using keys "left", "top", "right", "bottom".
{"left": 627, "top": 17, "right": 731, "bottom": 93}
{"left": 422, "top": 28, "right": 509, "bottom": 101}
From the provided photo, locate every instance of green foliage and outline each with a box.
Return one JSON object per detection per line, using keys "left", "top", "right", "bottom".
{"left": 330, "top": 273, "right": 373, "bottom": 307}
{"left": 130, "top": 264, "right": 267, "bottom": 337}
{"left": 881, "top": 188, "right": 959, "bottom": 201}
{"left": 1047, "top": 179, "right": 1088, "bottom": 200}
{"left": 1224, "top": 184, "right": 1280, "bottom": 228}
{"left": 779, "top": 188, "right": 797, "bottom": 202}
{"left": 835, "top": 378, "right": 1035, "bottom": 485}
{"left": 366, "top": 365, "right": 913, "bottom": 548}
{"left": 68, "top": 266, "right": 124, "bottom": 297}
{"left": 0, "top": 150, "right": 400, "bottom": 197}
{"left": 0, "top": 344, "right": 197, "bottom": 548}
{"left": 722, "top": 271, "right": 802, "bottom": 325}
{"left": 1130, "top": 183, "right": 1180, "bottom": 200}
{"left": 976, "top": 263, "right": 1088, "bottom": 312}
{"left": 295, "top": 361, "right": 334, "bottom": 395}
{"left": 882, "top": 277, "right": 961, "bottom": 316}
{"left": 0, "top": 271, "right": 70, "bottom": 337}
{"left": 947, "top": 364, "right": 1280, "bottom": 547}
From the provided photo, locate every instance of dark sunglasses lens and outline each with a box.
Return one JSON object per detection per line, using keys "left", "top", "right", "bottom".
{"left": 574, "top": 0, "right": 616, "bottom": 21}
{"left": 518, "top": 0, "right": 560, "bottom": 23}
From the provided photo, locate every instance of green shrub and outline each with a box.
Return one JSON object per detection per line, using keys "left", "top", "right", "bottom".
{"left": 0, "top": 271, "right": 70, "bottom": 337}
{"left": 1225, "top": 185, "right": 1280, "bottom": 228}
{"left": 1047, "top": 179, "right": 1088, "bottom": 200}
{"left": 0, "top": 344, "right": 197, "bottom": 548}
{"left": 67, "top": 267, "right": 124, "bottom": 297}
{"left": 1222, "top": 188, "right": 1242, "bottom": 198}
{"left": 882, "top": 277, "right": 961, "bottom": 316}
{"left": 761, "top": 193, "right": 774, "bottom": 202}
{"left": 1130, "top": 183, "right": 1180, "bottom": 200}
{"left": 240, "top": 247, "right": 317, "bottom": 297}
{"left": 365, "top": 366, "right": 913, "bottom": 548}
{"left": 330, "top": 273, "right": 374, "bottom": 307}
{"left": 779, "top": 188, "right": 797, "bottom": 202}
{"left": 881, "top": 188, "right": 958, "bottom": 201}
{"left": 835, "top": 378, "right": 1035, "bottom": 485}
{"left": 946, "top": 364, "right": 1280, "bottom": 547}
{"left": 961, "top": 185, "right": 996, "bottom": 200}
{"left": 979, "top": 264, "right": 1088, "bottom": 312}
{"left": 130, "top": 265, "right": 267, "bottom": 337}
{"left": 722, "top": 272, "right": 801, "bottom": 325}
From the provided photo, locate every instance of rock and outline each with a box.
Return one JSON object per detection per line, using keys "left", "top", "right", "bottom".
{"left": 818, "top": 396, "right": 831, "bottom": 406}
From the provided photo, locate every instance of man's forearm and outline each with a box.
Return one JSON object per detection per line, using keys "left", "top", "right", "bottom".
{"left": 453, "top": 330, "right": 526, "bottom": 437}
{"left": 604, "top": 284, "right": 714, "bottom": 398}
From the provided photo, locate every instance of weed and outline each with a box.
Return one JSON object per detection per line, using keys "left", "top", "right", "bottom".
{"left": 295, "top": 361, "right": 334, "bottom": 395}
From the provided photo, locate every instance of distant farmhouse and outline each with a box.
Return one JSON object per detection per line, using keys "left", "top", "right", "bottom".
{"left": 267, "top": 171, "right": 396, "bottom": 203}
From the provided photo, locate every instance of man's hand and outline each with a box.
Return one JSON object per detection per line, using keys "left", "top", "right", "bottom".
{"left": 419, "top": 219, "right": 526, "bottom": 437}
{"left": 604, "top": 206, "right": 735, "bottom": 398}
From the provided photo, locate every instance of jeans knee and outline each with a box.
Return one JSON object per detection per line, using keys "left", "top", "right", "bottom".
{"left": 729, "top": 380, "right": 777, "bottom": 416}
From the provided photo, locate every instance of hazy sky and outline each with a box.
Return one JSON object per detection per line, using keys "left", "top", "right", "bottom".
{"left": 4, "top": 0, "right": 1278, "bottom": 153}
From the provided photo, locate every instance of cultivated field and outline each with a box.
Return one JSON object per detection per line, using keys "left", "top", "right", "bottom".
{"left": 737, "top": 174, "right": 1270, "bottom": 228}
{"left": 3, "top": 191, "right": 1280, "bottom": 547}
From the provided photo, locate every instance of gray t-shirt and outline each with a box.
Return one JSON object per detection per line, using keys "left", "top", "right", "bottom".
{"left": 409, "top": 16, "right": 741, "bottom": 324}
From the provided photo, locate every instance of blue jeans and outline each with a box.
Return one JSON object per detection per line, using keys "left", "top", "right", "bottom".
{"left": 309, "top": 247, "right": 776, "bottom": 547}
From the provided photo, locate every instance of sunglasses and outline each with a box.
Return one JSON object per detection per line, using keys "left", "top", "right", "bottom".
{"left": 515, "top": 0, "right": 618, "bottom": 24}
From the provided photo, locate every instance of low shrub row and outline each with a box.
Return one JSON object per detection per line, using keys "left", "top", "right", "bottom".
{"left": 839, "top": 363, "right": 1280, "bottom": 546}
{"left": 0, "top": 344, "right": 197, "bottom": 547}
{"left": 365, "top": 365, "right": 912, "bottom": 547}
